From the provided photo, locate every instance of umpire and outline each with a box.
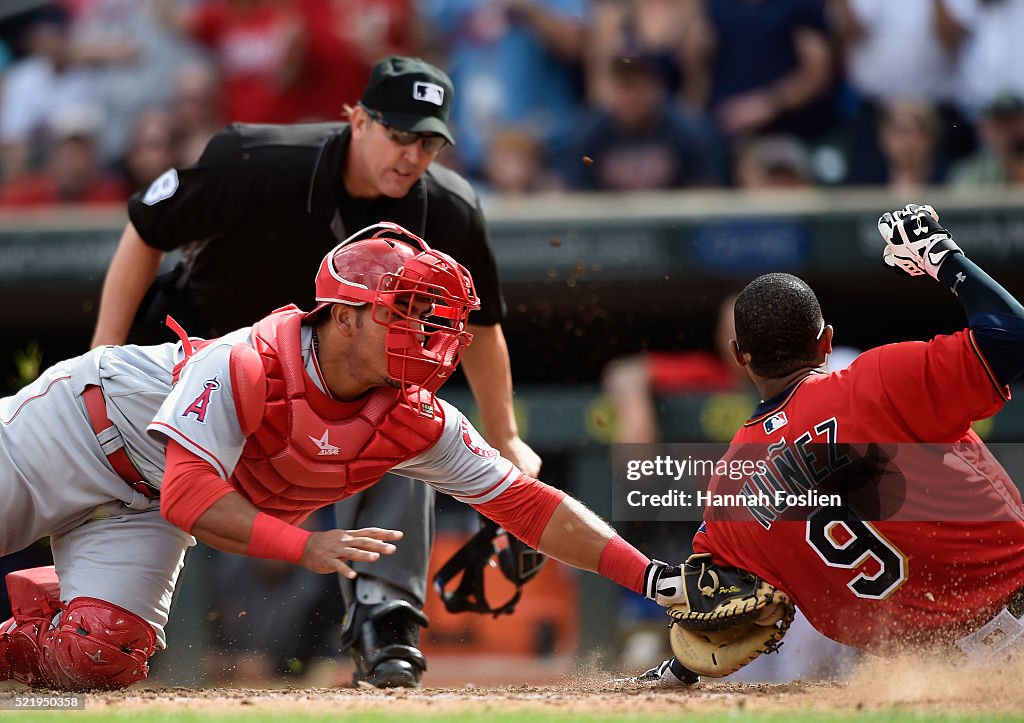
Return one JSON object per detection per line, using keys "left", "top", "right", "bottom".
{"left": 90, "top": 56, "right": 541, "bottom": 688}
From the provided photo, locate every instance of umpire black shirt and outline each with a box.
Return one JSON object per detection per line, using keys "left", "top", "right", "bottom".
{"left": 127, "top": 122, "right": 505, "bottom": 342}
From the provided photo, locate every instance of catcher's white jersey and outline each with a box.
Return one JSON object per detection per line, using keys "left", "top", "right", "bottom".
{"left": 147, "top": 324, "right": 518, "bottom": 501}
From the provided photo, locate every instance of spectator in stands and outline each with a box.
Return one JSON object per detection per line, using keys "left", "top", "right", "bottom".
{"left": 954, "top": 0, "right": 1024, "bottom": 118}
{"left": 421, "top": 0, "right": 587, "bottom": 180}
{"left": 171, "top": 62, "right": 223, "bottom": 166}
{"left": 0, "top": 8, "right": 91, "bottom": 181}
{"left": 1004, "top": 135, "right": 1024, "bottom": 185}
{"left": 297, "top": 0, "right": 416, "bottom": 121}
{"left": 563, "top": 54, "right": 718, "bottom": 192}
{"left": 683, "top": 0, "right": 835, "bottom": 145}
{"left": 480, "top": 128, "right": 558, "bottom": 198}
{"left": 832, "top": 0, "right": 966, "bottom": 108}
{"left": 733, "top": 134, "right": 816, "bottom": 190}
{"left": 121, "top": 109, "right": 178, "bottom": 194}
{"left": 950, "top": 92, "right": 1024, "bottom": 187}
{"left": 65, "top": 0, "right": 203, "bottom": 165}
{"left": 585, "top": 0, "right": 701, "bottom": 111}
{"left": 156, "top": 0, "right": 308, "bottom": 124}
{"left": 846, "top": 99, "right": 948, "bottom": 193}
{"left": 831, "top": 0, "right": 975, "bottom": 172}
{"left": 0, "top": 104, "right": 129, "bottom": 207}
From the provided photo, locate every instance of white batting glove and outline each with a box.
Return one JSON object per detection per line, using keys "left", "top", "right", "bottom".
{"left": 643, "top": 560, "right": 686, "bottom": 607}
{"left": 637, "top": 657, "right": 700, "bottom": 686}
{"left": 878, "top": 203, "right": 962, "bottom": 280}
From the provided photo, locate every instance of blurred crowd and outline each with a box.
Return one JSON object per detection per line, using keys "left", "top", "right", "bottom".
{"left": 2, "top": 0, "right": 1024, "bottom": 208}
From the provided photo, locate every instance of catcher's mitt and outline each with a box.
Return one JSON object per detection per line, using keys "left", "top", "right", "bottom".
{"left": 666, "top": 553, "right": 794, "bottom": 677}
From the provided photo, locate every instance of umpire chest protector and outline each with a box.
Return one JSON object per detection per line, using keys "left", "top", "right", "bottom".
{"left": 228, "top": 308, "right": 444, "bottom": 515}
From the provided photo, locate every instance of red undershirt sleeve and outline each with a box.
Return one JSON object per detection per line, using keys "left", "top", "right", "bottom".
{"left": 470, "top": 474, "right": 567, "bottom": 549}
{"left": 161, "top": 439, "right": 237, "bottom": 533}
{"left": 597, "top": 535, "right": 650, "bottom": 594}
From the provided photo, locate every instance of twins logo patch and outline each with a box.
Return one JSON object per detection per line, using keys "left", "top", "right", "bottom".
{"left": 182, "top": 377, "right": 221, "bottom": 423}
{"left": 309, "top": 430, "right": 340, "bottom": 456}
{"left": 460, "top": 417, "right": 498, "bottom": 458}
{"left": 413, "top": 81, "right": 444, "bottom": 107}
{"left": 142, "top": 168, "right": 179, "bottom": 206}
{"left": 763, "top": 411, "right": 788, "bottom": 435}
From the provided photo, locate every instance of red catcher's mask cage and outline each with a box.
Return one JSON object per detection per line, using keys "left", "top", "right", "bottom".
{"left": 310, "top": 222, "right": 480, "bottom": 395}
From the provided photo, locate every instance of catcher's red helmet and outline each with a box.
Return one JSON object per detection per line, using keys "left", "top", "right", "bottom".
{"left": 309, "top": 222, "right": 480, "bottom": 394}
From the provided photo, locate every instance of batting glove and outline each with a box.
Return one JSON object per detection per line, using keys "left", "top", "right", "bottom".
{"left": 878, "top": 203, "right": 962, "bottom": 279}
{"left": 637, "top": 657, "right": 700, "bottom": 686}
{"left": 644, "top": 560, "right": 686, "bottom": 607}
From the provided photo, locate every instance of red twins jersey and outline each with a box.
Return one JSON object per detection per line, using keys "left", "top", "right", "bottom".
{"left": 693, "top": 329, "right": 1024, "bottom": 653}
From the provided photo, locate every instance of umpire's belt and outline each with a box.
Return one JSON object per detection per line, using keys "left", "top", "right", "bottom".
{"left": 82, "top": 384, "right": 159, "bottom": 499}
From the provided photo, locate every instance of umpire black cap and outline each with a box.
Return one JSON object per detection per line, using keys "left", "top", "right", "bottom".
{"left": 361, "top": 56, "right": 456, "bottom": 145}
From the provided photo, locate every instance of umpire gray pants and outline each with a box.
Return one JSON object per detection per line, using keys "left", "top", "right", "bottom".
{"left": 334, "top": 473, "right": 434, "bottom": 615}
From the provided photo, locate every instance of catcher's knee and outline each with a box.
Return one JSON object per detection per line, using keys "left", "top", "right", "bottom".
{"left": 2, "top": 592, "right": 156, "bottom": 691}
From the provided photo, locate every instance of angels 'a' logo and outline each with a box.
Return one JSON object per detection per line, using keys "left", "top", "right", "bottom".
{"left": 182, "top": 378, "right": 221, "bottom": 423}
{"left": 460, "top": 417, "right": 498, "bottom": 458}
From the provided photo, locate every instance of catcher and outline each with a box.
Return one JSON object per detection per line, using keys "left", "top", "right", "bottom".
{"left": 645, "top": 203, "right": 1024, "bottom": 685}
{"left": 0, "top": 223, "right": 692, "bottom": 691}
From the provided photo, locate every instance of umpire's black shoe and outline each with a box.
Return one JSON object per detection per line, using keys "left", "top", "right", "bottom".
{"left": 351, "top": 600, "right": 429, "bottom": 688}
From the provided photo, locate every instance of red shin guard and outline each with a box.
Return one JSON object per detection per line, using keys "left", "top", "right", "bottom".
{"left": 1, "top": 567, "right": 156, "bottom": 690}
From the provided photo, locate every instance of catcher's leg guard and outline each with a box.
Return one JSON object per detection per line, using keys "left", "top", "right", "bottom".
{"left": 0, "top": 619, "right": 12, "bottom": 681}
{"left": 1, "top": 567, "right": 156, "bottom": 690}
{"left": 1, "top": 565, "right": 62, "bottom": 684}
{"left": 349, "top": 600, "right": 428, "bottom": 688}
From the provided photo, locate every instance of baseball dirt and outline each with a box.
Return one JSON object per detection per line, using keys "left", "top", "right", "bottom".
{"left": 65, "top": 654, "right": 1024, "bottom": 716}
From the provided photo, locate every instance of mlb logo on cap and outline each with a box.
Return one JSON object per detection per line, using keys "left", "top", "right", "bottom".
{"left": 763, "top": 411, "right": 788, "bottom": 435}
{"left": 413, "top": 82, "right": 445, "bottom": 107}
{"left": 360, "top": 56, "right": 456, "bottom": 145}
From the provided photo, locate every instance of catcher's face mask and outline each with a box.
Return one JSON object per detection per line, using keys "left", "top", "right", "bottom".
{"left": 373, "top": 248, "right": 478, "bottom": 393}
{"left": 433, "top": 518, "right": 547, "bottom": 617}
{"left": 309, "top": 222, "right": 480, "bottom": 395}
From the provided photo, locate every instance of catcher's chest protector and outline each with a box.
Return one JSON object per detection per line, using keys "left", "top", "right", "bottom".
{"left": 229, "top": 309, "right": 444, "bottom": 515}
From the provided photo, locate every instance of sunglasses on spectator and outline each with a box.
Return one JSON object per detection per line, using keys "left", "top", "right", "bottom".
{"left": 363, "top": 108, "right": 448, "bottom": 153}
